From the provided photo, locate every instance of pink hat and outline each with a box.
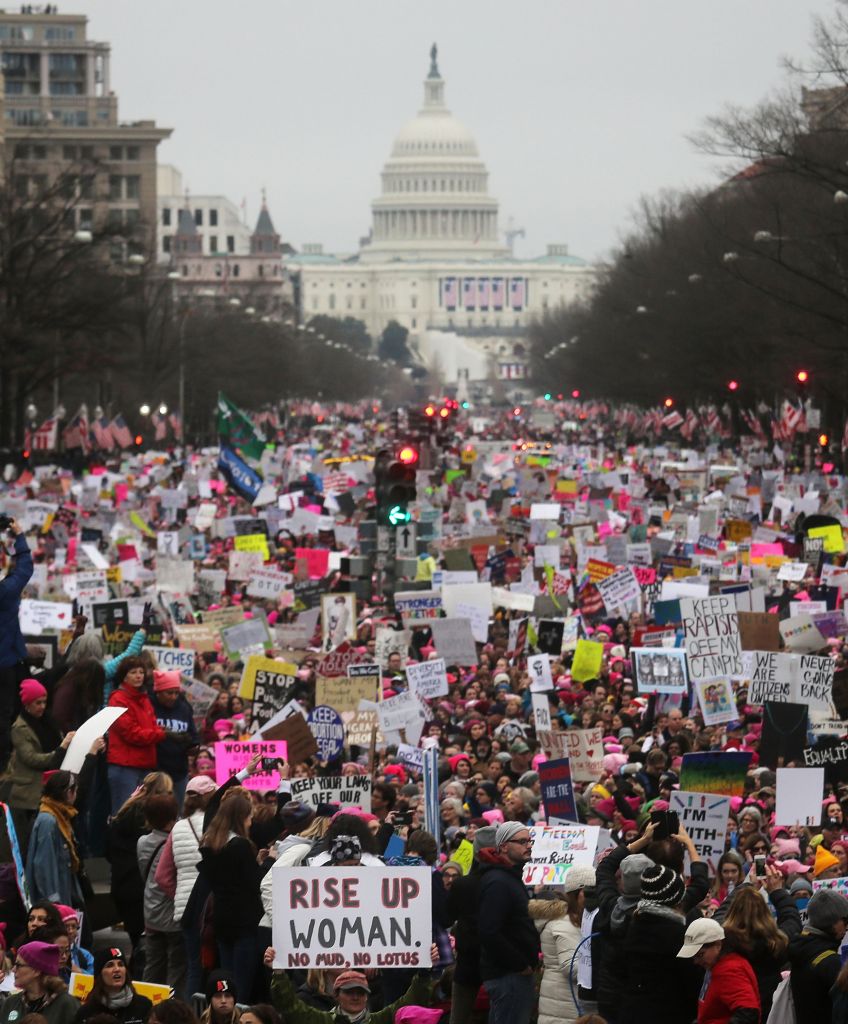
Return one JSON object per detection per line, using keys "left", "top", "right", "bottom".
{"left": 482, "top": 809, "right": 504, "bottom": 825}
{"left": 186, "top": 775, "right": 217, "bottom": 795}
{"left": 776, "top": 859, "right": 811, "bottom": 875}
{"left": 773, "top": 837, "right": 801, "bottom": 859}
{"left": 153, "top": 669, "right": 181, "bottom": 692}
{"left": 18, "top": 941, "right": 60, "bottom": 977}
{"left": 394, "top": 1008, "right": 444, "bottom": 1024}
{"left": 55, "top": 904, "right": 78, "bottom": 923}
{"left": 20, "top": 678, "right": 47, "bottom": 706}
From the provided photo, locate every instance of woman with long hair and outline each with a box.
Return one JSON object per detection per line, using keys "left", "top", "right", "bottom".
{"left": 11, "top": 901, "right": 66, "bottom": 956}
{"left": 104, "top": 771, "right": 173, "bottom": 967}
{"left": 0, "top": 941, "right": 78, "bottom": 1024}
{"left": 6, "top": 678, "right": 76, "bottom": 855}
{"left": 76, "top": 946, "right": 152, "bottom": 1024}
{"left": 529, "top": 867, "right": 596, "bottom": 1024}
{"left": 50, "top": 659, "right": 105, "bottom": 735}
{"left": 198, "top": 790, "right": 266, "bottom": 999}
{"left": 718, "top": 868, "right": 802, "bottom": 1017}
{"left": 25, "top": 772, "right": 84, "bottom": 909}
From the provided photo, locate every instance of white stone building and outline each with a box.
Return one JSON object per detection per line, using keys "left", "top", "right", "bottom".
{"left": 157, "top": 163, "right": 251, "bottom": 261}
{"left": 287, "top": 46, "right": 595, "bottom": 391}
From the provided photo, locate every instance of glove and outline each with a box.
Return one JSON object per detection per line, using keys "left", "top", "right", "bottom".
{"left": 141, "top": 601, "right": 154, "bottom": 631}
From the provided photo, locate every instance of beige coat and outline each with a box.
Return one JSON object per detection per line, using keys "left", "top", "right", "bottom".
{"left": 528, "top": 897, "right": 583, "bottom": 1024}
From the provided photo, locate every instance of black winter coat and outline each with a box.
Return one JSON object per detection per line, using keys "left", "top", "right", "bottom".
{"left": 618, "top": 906, "right": 703, "bottom": 1024}
{"left": 446, "top": 865, "right": 483, "bottom": 987}
{"left": 477, "top": 850, "right": 540, "bottom": 981}
{"left": 197, "top": 834, "right": 266, "bottom": 941}
{"left": 788, "top": 929, "right": 841, "bottom": 1022}
{"left": 77, "top": 991, "right": 152, "bottom": 1024}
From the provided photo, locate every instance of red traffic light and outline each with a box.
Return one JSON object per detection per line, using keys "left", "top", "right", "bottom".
{"left": 571, "top": 389, "right": 581, "bottom": 399}
{"left": 134, "top": 434, "right": 143, "bottom": 446}
{"left": 398, "top": 445, "right": 419, "bottom": 465}
{"left": 513, "top": 407, "right": 522, "bottom": 417}
{"left": 728, "top": 380, "right": 739, "bottom": 391}
{"left": 796, "top": 370, "right": 809, "bottom": 384}
{"left": 663, "top": 397, "right": 674, "bottom": 408}
{"left": 424, "top": 405, "right": 436, "bottom": 417}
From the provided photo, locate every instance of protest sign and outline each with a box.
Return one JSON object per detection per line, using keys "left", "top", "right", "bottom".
{"left": 344, "top": 708, "right": 382, "bottom": 749}
{"left": 631, "top": 648, "right": 688, "bottom": 694}
{"left": 19, "top": 600, "right": 74, "bottom": 633}
{"left": 571, "top": 639, "right": 604, "bottom": 683}
{"left": 271, "top": 865, "right": 431, "bottom": 969}
{"left": 532, "top": 692, "right": 553, "bottom": 731}
{"left": 453, "top": 601, "right": 490, "bottom": 644}
{"left": 246, "top": 568, "right": 290, "bottom": 599}
{"left": 263, "top": 713, "right": 320, "bottom": 764}
{"left": 321, "top": 593, "right": 357, "bottom": 650}
{"left": 780, "top": 614, "right": 827, "bottom": 653}
{"left": 70, "top": 975, "right": 170, "bottom": 1006}
{"left": 748, "top": 653, "right": 834, "bottom": 713}
{"left": 91, "top": 600, "right": 129, "bottom": 630}
{"left": 776, "top": 767, "right": 825, "bottom": 827}
{"left": 396, "top": 743, "right": 424, "bottom": 772}
{"left": 221, "top": 616, "right": 272, "bottom": 658}
{"left": 69, "top": 570, "right": 109, "bottom": 602}
{"left": 288, "top": 774, "right": 372, "bottom": 811}
{"left": 214, "top": 740, "right": 288, "bottom": 790}
{"left": 760, "top": 701, "right": 809, "bottom": 768}
{"left": 566, "top": 726, "right": 605, "bottom": 783}
{"left": 181, "top": 677, "right": 219, "bottom": 724}
{"left": 679, "top": 751, "right": 752, "bottom": 797}
{"left": 536, "top": 619, "right": 565, "bottom": 657}
{"left": 680, "top": 595, "right": 743, "bottom": 681}
{"left": 539, "top": 758, "right": 577, "bottom": 821}
{"left": 377, "top": 691, "right": 428, "bottom": 744}
{"left": 522, "top": 824, "right": 600, "bottom": 885}
{"left": 239, "top": 655, "right": 298, "bottom": 700}
{"left": 453, "top": 839, "right": 474, "bottom": 875}
{"left": 737, "top": 612, "right": 781, "bottom": 652}
{"left": 61, "top": 708, "right": 126, "bottom": 774}
{"left": 374, "top": 627, "right": 412, "bottom": 668}
{"left": 307, "top": 705, "right": 346, "bottom": 760}
{"left": 393, "top": 591, "right": 444, "bottom": 627}
{"left": 317, "top": 642, "right": 370, "bottom": 678}
{"left": 669, "top": 791, "right": 731, "bottom": 875}
{"left": 694, "top": 678, "right": 737, "bottom": 726}
{"left": 146, "top": 646, "right": 196, "bottom": 675}
{"left": 802, "top": 738, "right": 848, "bottom": 785}
{"left": 406, "top": 658, "right": 449, "bottom": 700}
{"left": 528, "top": 653, "right": 554, "bottom": 692}
{"left": 430, "top": 618, "right": 478, "bottom": 665}
{"left": 596, "top": 567, "right": 641, "bottom": 615}
{"left": 315, "top": 673, "right": 379, "bottom": 714}
{"left": 173, "top": 623, "right": 219, "bottom": 652}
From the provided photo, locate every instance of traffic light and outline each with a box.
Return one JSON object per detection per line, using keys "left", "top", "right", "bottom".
{"left": 819, "top": 433, "right": 829, "bottom": 449}
{"left": 374, "top": 445, "right": 417, "bottom": 527}
{"left": 728, "top": 380, "right": 739, "bottom": 392}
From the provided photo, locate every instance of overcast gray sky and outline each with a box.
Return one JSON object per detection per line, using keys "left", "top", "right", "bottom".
{"left": 75, "top": 0, "right": 835, "bottom": 262}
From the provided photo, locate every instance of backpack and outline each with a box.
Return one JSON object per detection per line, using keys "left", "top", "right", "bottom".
{"left": 766, "top": 973, "right": 796, "bottom": 1024}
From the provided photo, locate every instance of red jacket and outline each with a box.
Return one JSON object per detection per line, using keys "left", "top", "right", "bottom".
{"left": 107, "top": 684, "right": 166, "bottom": 769}
{"left": 699, "top": 952, "right": 760, "bottom": 1024}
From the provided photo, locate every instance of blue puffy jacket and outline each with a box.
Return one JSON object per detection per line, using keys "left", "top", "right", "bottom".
{"left": 0, "top": 534, "right": 33, "bottom": 668}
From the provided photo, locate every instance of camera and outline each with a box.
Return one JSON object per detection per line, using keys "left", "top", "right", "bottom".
{"left": 394, "top": 810, "right": 414, "bottom": 827}
{"left": 0, "top": 514, "right": 12, "bottom": 531}
{"left": 261, "top": 757, "right": 279, "bottom": 773}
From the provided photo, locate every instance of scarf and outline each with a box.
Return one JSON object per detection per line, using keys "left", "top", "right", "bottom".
{"left": 106, "top": 987, "right": 135, "bottom": 1009}
{"left": 39, "top": 796, "right": 80, "bottom": 873}
{"left": 634, "top": 900, "right": 683, "bottom": 923}
{"left": 20, "top": 707, "right": 62, "bottom": 754}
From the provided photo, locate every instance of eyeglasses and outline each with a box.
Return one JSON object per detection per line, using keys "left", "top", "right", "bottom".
{"left": 509, "top": 837, "right": 533, "bottom": 846}
{"left": 13, "top": 961, "right": 30, "bottom": 970}
{"left": 751, "top": 845, "right": 768, "bottom": 853}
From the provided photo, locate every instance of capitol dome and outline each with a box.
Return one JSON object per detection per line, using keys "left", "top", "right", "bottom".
{"left": 361, "top": 45, "right": 509, "bottom": 262}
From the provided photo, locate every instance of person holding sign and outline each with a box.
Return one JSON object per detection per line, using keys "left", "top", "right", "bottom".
{"left": 264, "top": 947, "right": 433, "bottom": 1024}
{"left": 5, "top": 677, "right": 76, "bottom": 855}
{"left": 0, "top": 518, "right": 33, "bottom": 775}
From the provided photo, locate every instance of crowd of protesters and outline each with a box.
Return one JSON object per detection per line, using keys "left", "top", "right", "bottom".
{"left": 1, "top": 398, "right": 848, "bottom": 1024}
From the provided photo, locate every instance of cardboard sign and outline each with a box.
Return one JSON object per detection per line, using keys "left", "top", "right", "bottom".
{"left": 522, "top": 825, "right": 600, "bottom": 886}
{"left": 406, "top": 658, "right": 449, "bottom": 700}
{"left": 680, "top": 595, "right": 743, "bottom": 681}
{"left": 539, "top": 758, "right": 577, "bottom": 821}
{"left": 669, "top": 791, "right": 731, "bottom": 875}
{"left": 316, "top": 674, "right": 379, "bottom": 714}
{"left": 263, "top": 713, "right": 319, "bottom": 764}
{"left": 566, "top": 726, "right": 605, "bottom": 782}
{"left": 214, "top": 740, "right": 288, "bottom": 790}
{"left": 173, "top": 623, "right": 219, "bottom": 653}
{"left": 272, "top": 865, "right": 431, "bottom": 969}
{"left": 737, "top": 612, "right": 781, "bottom": 652}
{"left": 288, "top": 774, "right": 372, "bottom": 811}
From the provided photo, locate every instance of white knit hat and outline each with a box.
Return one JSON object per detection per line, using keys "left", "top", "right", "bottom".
{"left": 562, "top": 865, "right": 596, "bottom": 893}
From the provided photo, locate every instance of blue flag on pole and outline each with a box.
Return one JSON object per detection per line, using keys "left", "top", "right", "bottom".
{"left": 218, "top": 445, "right": 262, "bottom": 502}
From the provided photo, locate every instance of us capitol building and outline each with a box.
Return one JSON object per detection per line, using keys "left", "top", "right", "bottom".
{"left": 288, "top": 46, "right": 595, "bottom": 394}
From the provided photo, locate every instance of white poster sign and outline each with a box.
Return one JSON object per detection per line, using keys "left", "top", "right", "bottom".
{"left": 522, "top": 825, "right": 600, "bottom": 886}
{"left": 61, "top": 708, "right": 127, "bottom": 774}
{"left": 405, "top": 658, "right": 449, "bottom": 700}
{"left": 669, "top": 791, "right": 731, "bottom": 875}
{"left": 776, "top": 767, "right": 825, "bottom": 827}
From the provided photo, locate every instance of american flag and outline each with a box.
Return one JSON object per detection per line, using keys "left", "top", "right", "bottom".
{"left": 662, "top": 410, "right": 684, "bottom": 430}
{"left": 680, "top": 409, "right": 699, "bottom": 440}
{"left": 169, "top": 410, "right": 183, "bottom": 440}
{"left": 110, "top": 414, "right": 133, "bottom": 448}
{"left": 780, "top": 400, "right": 805, "bottom": 436}
{"left": 549, "top": 569, "right": 572, "bottom": 596}
{"left": 462, "top": 278, "right": 476, "bottom": 310}
{"left": 510, "top": 277, "right": 526, "bottom": 310}
{"left": 91, "top": 416, "right": 114, "bottom": 450}
{"left": 25, "top": 416, "right": 58, "bottom": 452}
{"left": 491, "top": 277, "right": 505, "bottom": 309}
{"left": 62, "top": 406, "right": 89, "bottom": 451}
{"left": 441, "top": 277, "right": 458, "bottom": 310}
{"left": 151, "top": 412, "right": 167, "bottom": 441}
{"left": 477, "top": 277, "right": 490, "bottom": 310}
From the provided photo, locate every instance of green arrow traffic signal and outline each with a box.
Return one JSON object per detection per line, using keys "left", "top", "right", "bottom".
{"left": 388, "top": 504, "right": 411, "bottom": 527}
